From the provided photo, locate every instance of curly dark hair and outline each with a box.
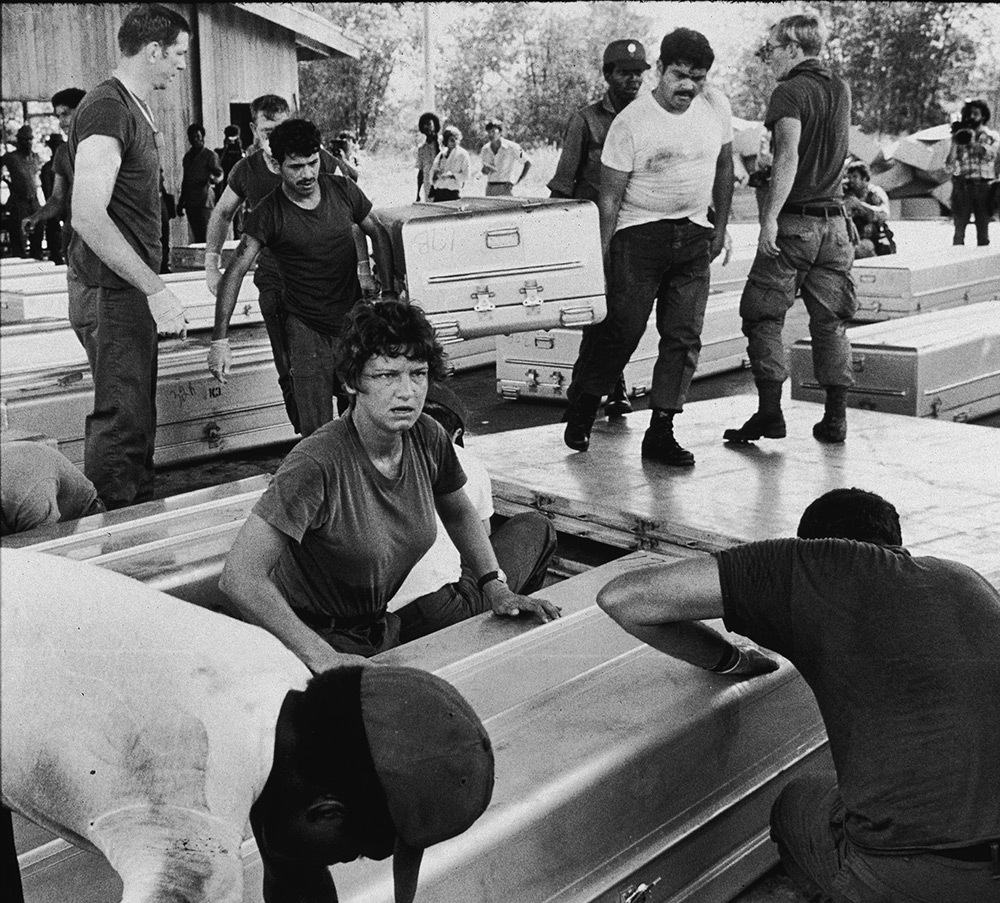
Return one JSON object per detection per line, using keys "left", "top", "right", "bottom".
{"left": 797, "top": 487, "right": 902, "bottom": 547}
{"left": 659, "top": 28, "right": 714, "bottom": 71}
{"left": 267, "top": 118, "right": 321, "bottom": 164}
{"left": 51, "top": 87, "right": 86, "bottom": 110}
{"left": 338, "top": 301, "right": 447, "bottom": 391}
{"left": 960, "top": 99, "right": 991, "bottom": 125}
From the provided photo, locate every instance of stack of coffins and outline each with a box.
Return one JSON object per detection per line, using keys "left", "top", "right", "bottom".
{"left": 791, "top": 299, "right": 1000, "bottom": 421}
{"left": 850, "top": 243, "right": 1000, "bottom": 321}
{"left": 1, "top": 326, "right": 296, "bottom": 466}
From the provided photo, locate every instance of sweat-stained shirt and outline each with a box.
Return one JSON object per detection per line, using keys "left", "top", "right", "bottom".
{"left": 1, "top": 549, "right": 310, "bottom": 902}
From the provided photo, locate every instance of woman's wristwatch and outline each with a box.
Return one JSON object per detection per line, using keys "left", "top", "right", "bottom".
{"left": 477, "top": 569, "right": 507, "bottom": 591}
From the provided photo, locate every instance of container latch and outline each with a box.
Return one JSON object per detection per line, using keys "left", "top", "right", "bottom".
{"left": 471, "top": 288, "right": 495, "bottom": 312}
{"left": 520, "top": 281, "right": 544, "bottom": 307}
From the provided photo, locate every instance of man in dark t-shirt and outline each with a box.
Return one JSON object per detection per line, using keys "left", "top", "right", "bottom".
{"left": 176, "top": 123, "right": 222, "bottom": 242}
{"left": 208, "top": 118, "right": 395, "bottom": 436}
{"left": 598, "top": 487, "right": 1000, "bottom": 903}
{"left": 204, "top": 94, "right": 356, "bottom": 433}
{"left": 724, "top": 13, "right": 857, "bottom": 447}
{"left": 22, "top": 87, "right": 99, "bottom": 372}
{"left": 68, "top": 5, "right": 191, "bottom": 510}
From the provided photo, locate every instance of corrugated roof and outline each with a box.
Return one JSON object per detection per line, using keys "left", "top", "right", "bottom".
{"left": 234, "top": 3, "right": 361, "bottom": 60}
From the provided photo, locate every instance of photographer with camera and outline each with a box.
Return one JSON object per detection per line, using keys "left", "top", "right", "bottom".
{"left": 946, "top": 99, "right": 998, "bottom": 247}
{"left": 843, "top": 161, "right": 894, "bottom": 258}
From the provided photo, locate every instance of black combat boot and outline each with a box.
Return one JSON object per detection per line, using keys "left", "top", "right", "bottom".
{"left": 813, "top": 386, "right": 848, "bottom": 443}
{"left": 563, "top": 392, "right": 601, "bottom": 452}
{"left": 723, "top": 380, "right": 786, "bottom": 443}
{"left": 642, "top": 410, "right": 695, "bottom": 467}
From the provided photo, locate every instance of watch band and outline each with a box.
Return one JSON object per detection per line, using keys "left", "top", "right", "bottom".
{"left": 477, "top": 569, "right": 505, "bottom": 591}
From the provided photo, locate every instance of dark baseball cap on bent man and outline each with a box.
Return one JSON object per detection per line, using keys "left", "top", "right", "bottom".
{"left": 604, "top": 39, "right": 650, "bottom": 70}
{"left": 360, "top": 665, "right": 495, "bottom": 902}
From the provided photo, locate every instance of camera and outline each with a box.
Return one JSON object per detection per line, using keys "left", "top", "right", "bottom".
{"left": 951, "top": 120, "right": 975, "bottom": 146}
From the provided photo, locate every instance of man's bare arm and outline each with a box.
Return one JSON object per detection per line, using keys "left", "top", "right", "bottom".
{"left": 359, "top": 213, "right": 397, "bottom": 298}
{"left": 597, "top": 164, "right": 629, "bottom": 258}
{"left": 710, "top": 141, "right": 735, "bottom": 261}
{"left": 598, "top": 557, "right": 778, "bottom": 677}
{"left": 758, "top": 117, "right": 801, "bottom": 257}
{"left": 220, "top": 513, "right": 366, "bottom": 674}
{"left": 23, "top": 173, "right": 68, "bottom": 232}
{"left": 204, "top": 184, "right": 245, "bottom": 295}
{"left": 72, "top": 135, "right": 165, "bottom": 295}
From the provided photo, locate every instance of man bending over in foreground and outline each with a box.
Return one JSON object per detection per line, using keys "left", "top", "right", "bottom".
{"left": 598, "top": 488, "right": 1000, "bottom": 903}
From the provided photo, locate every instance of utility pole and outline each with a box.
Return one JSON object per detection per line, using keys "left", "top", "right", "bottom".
{"left": 423, "top": 3, "right": 435, "bottom": 112}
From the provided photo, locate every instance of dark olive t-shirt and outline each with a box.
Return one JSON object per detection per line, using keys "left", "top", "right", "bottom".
{"left": 68, "top": 78, "right": 161, "bottom": 288}
{"left": 254, "top": 411, "right": 466, "bottom": 620}
{"left": 227, "top": 147, "right": 340, "bottom": 293}
{"left": 765, "top": 60, "right": 850, "bottom": 205}
{"left": 715, "top": 537, "right": 1000, "bottom": 853}
{"left": 242, "top": 173, "right": 370, "bottom": 334}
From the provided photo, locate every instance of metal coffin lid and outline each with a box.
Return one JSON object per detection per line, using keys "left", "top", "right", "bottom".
{"left": 333, "top": 606, "right": 824, "bottom": 903}
{"left": 851, "top": 245, "right": 1000, "bottom": 300}
{"left": 375, "top": 198, "right": 604, "bottom": 306}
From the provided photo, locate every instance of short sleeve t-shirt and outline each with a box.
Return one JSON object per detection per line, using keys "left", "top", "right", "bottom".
{"left": 68, "top": 78, "right": 161, "bottom": 289}
{"left": 0, "top": 441, "right": 100, "bottom": 536}
{"left": 714, "top": 538, "right": 1000, "bottom": 853}
{"left": 242, "top": 173, "right": 372, "bottom": 334}
{"left": 480, "top": 137, "right": 526, "bottom": 183}
{"left": 602, "top": 87, "right": 732, "bottom": 232}
{"left": 765, "top": 60, "right": 850, "bottom": 205}
{"left": 254, "top": 411, "right": 467, "bottom": 619}
{"left": 1, "top": 549, "right": 310, "bottom": 903}
{"left": 388, "top": 444, "right": 494, "bottom": 609}
{"left": 227, "top": 148, "right": 341, "bottom": 292}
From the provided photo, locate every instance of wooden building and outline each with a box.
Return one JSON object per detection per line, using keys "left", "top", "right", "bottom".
{"left": 1, "top": 2, "right": 360, "bottom": 242}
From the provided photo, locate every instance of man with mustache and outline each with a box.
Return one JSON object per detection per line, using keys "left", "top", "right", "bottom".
{"left": 548, "top": 38, "right": 651, "bottom": 420}
{"left": 562, "top": 28, "right": 733, "bottom": 465}
{"left": 207, "top": 118, "right": 394, "bottom": 436}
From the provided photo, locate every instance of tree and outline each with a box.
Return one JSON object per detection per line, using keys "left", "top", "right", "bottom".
{"left": 295, "top": 2, "right": 421, "bottom": 148}
{"left": 437, "top": 1, "right": 651, "bottom": 149}
{"left": 721, "top": 2, "right": 981, "bottom": 135}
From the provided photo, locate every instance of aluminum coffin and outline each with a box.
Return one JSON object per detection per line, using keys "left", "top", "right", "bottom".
{"left": 791, "top": 300, "right": 1000, "bottom": 419}
{"left": 851, "top": 244, "right": 1000, "bottom": 321}
{"left": 1, "top": 328, "right": 295, "bottom": 466}
{"left": 496, "top": 290, "right": 748, "bottom": 402}
{"left": 371, "top": 198, "right": 607, "bottom": 341}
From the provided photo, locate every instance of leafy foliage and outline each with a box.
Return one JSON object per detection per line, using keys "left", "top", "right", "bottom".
{"left": 296, "top": 2, "right": 421, "bottom": 149}
{"left": 721, "top": 2, "right": 983, "bottom": 135}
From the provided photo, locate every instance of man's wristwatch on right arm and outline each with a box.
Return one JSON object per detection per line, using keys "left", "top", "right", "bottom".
{"left": 477, "top": 569, "right": 507, "bottom": 592}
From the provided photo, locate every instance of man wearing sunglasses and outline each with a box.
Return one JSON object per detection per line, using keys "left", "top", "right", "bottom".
{"left": 724, "top": 13, "right": 856, "bottom": 447}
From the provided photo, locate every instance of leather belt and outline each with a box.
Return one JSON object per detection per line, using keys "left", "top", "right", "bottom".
{"left": 932, "top": 840, "right": 999, "bottom": 864}
{"left": 781, "top": 203, "right": 845, "bottom": 217}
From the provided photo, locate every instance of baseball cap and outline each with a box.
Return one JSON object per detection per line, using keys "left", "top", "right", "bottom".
{"left": 603, "top": 39, "right": 650, "bottom": 70}
{"left": 360, "top": 666, "right": 494, "bottom": 901}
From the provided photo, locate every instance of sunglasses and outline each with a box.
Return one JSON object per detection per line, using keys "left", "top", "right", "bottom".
{"left": 755, "top": 39, "right": 797, "bottom": 61}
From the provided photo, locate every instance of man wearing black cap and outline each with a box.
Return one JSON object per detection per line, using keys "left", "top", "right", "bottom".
{"left": 2, "top": 549, "right": 494, "bottom": 903}
{"left": 563, "top": 28, "right": 734, "bottom": 465}
{"left": 549, "top": 39, "right": 650, "bottom": 420}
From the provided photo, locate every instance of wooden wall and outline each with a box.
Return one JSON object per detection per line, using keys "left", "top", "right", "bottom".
{"left": 2, "top": 2, "right": 302, "bottom": 245}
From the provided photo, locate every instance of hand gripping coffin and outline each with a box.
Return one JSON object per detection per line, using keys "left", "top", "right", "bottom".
{"left": 369, "top": 197, "right": 607, "bottom": 341}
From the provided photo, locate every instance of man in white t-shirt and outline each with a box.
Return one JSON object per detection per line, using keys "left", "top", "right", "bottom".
{"left": 479, "top": 120, "right": 531, "bottom": 196}
{"left": 563, "top": 28, "right": 733, "bottom": 466}
{"left": 2, "top": 550, "right": 493, "bottom": 903}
